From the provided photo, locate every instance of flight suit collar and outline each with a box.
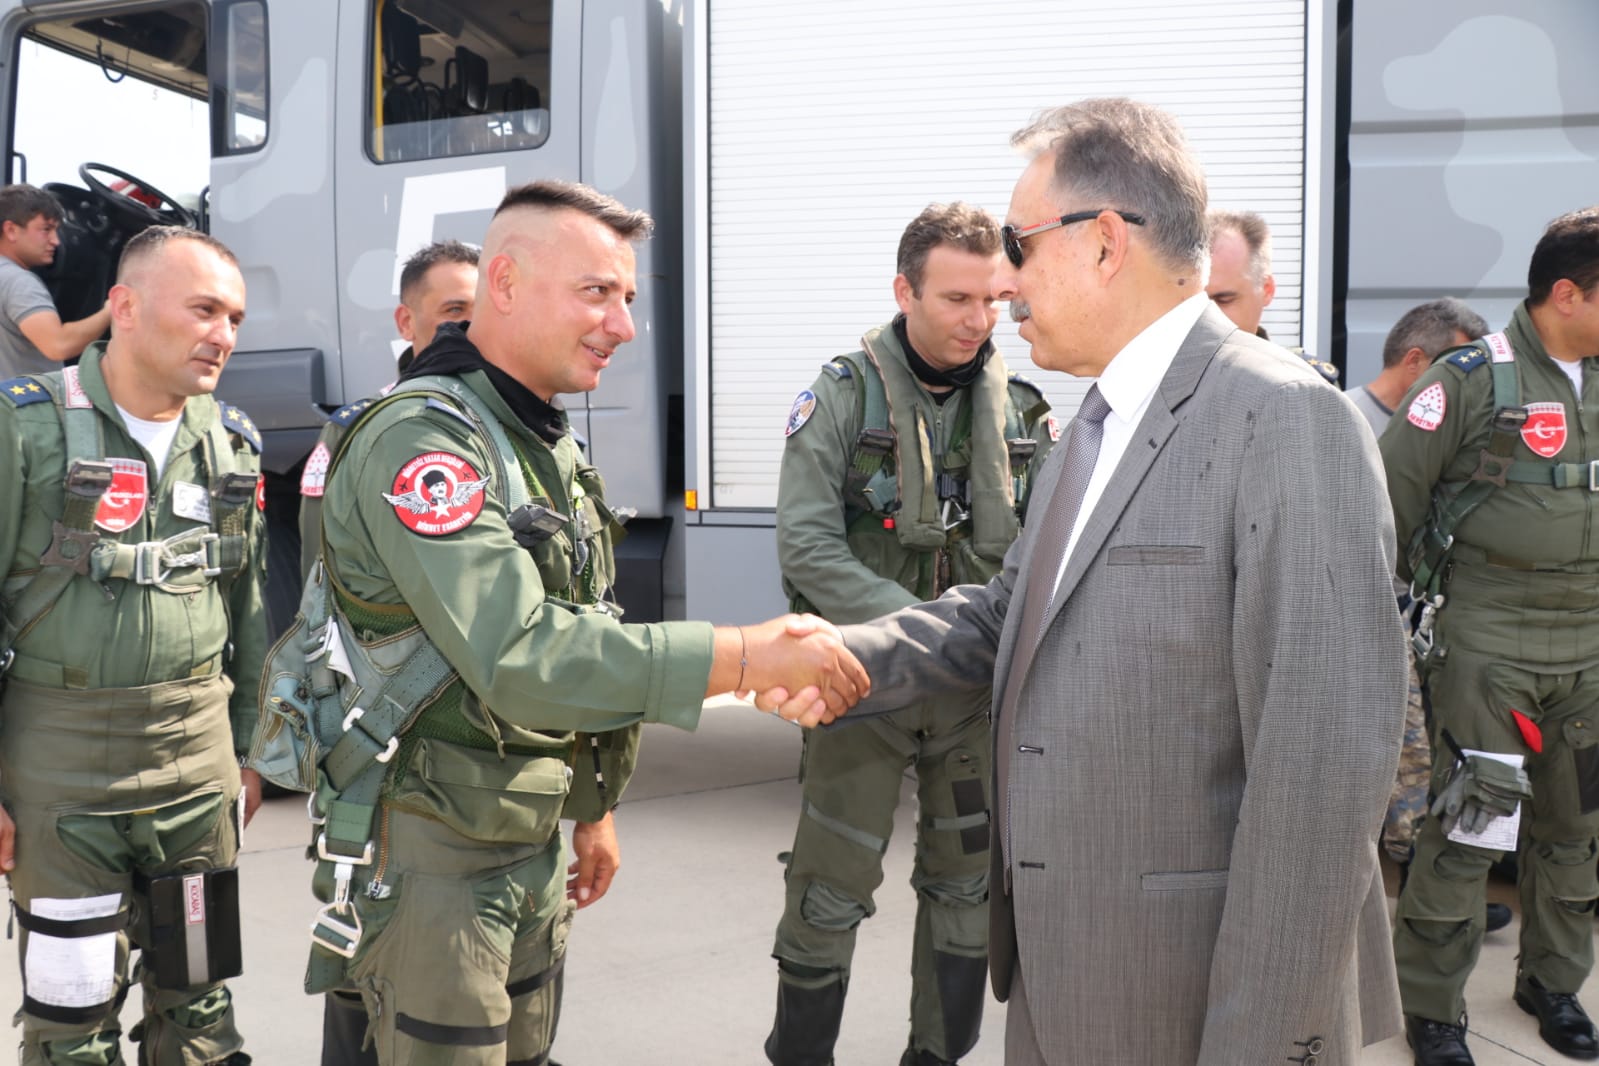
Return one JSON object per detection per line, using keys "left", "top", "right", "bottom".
{"left": 1507, "top": 301, "right": 1559, "bottom": 368}
{"left": 75, "top": 343, "right": 214, "bottom": 460}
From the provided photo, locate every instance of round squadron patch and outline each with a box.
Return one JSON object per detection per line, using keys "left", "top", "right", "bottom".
{"left": 94, "top": 458, "right": 149, "bottom": 533}
{"left": 785, "top": 390, "right": 817, "bottom": 437}
{"left": 300, "top": 441, "right": 331, "bottom": 498}
{"left": 383, "top": 452, "right": 491, "bottom": 536}
{"left": 1406, "top": 382, "right": 1447, "bottom": 432}
{"left": 1521, "top": 402, "right": 1567, "bottom": 458}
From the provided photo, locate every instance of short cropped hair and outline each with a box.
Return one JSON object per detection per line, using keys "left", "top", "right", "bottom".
{"left": 399, "top": 239, "right": 480, "bottom": 303}
{"left": 1208, "top": 209, "right": 1272, "bottom": 285}
{"left": 1380, "top": 298, "right": 1490, "bottom": 368}
{"left": 0, "top": 184, "right": 62, "bottom": 228}
{"left": 116, "top": 225, "right": 238, "bottom": 282}
{"left": 494, "top": 179, "right": 654, "bottom": 242}
{"left": 1528, "top": 207, "right": 1599, "bottom": 306}
{"left": 897, "top": 202, "right": 1001, "bottom": 297}
{"left": 1012, "top": 98, "right": 1209, "bottom": 273}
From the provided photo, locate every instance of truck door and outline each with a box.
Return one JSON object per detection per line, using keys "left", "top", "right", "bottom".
{"left": 329, "top": 0, "right": 582, "bottom": 407}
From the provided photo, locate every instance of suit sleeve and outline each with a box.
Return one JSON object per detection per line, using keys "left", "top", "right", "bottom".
{"left": 1197, "top": 381, "right": 1407, "bottom": 1062}
{"left": 835, "top": 537, "right": 1018, "bottom": 721}
{"left": 327, "top": 408, "right": 715, "bottom": 735}
{"left": 776, "top": 372, "right": 920, "bottom": 623}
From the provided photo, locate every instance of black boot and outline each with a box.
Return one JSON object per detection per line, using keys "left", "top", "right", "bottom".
{"left": 1484, "top": 902, "right": 1512, "bottom": 934}
{"left": 1404, "top": 1013, "right": 1474, "bottom": 1065}
{"left": 765, "top": 964, "right": 846, "bottom": 1066}
{"left": 899, "top": 1047, "right": 957, "bottom": 1066}
{"left": 1515, "top": 973, "right": 1599, "bottom": 1060}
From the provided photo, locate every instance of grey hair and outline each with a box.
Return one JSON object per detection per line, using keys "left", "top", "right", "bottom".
{"left": 1380, "top": 297, "right": 1489, "bottom": 368}
{"left": 1208, "top": 209, "right": 1272, "bottom": 285}
{"left": 1012, "top": 97, "right": 1209, "bottom": 272}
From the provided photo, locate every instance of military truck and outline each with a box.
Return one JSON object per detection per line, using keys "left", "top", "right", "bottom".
{"left": 1, "top": 0, "right": 1593, "bottom": 631}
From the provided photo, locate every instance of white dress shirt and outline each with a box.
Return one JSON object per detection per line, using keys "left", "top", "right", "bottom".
{"left": 1052, "top": 292, "right": 1211, "bottom": 598}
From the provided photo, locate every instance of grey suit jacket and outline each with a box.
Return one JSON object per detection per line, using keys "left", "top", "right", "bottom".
{"left": 840, "top": 307, "right": 1407, "bottom": 1065}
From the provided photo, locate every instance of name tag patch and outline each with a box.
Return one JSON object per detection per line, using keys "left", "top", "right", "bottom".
{"left": 172, "top": 481, "right": 213, "bottom": 524}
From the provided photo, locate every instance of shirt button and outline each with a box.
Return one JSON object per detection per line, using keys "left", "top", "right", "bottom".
{"left": 1307, "top": 1038, "right": 1325, "bottom": 1055}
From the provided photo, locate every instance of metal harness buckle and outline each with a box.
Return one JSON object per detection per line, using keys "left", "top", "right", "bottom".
{"left": 310, "top": 903, "right": 362, "bottom": 959}
{"left": 132, "top": 533, "right": 222, "bottom": 585}
{"left": 341, "top": 707, "right": 399, "bottom": 763}
{"left": 1589, "top": 460, "right": 1599, "bottom": 493}
{"left": 0, "top": 648, "right": 13, "bottom": 677}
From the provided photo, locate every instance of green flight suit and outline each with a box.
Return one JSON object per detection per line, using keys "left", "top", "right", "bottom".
{"left": 1383, "top": 303, "right": 1599, "bottom": 1024}
{"left": 767, "top": 318, "right": 1052, "bottom": 1066}
{"left": 0, "top": 349, "right": 267, "bottom": 1066}
{"left": 307, "top": 360, "right": 713, "bottom": 1066}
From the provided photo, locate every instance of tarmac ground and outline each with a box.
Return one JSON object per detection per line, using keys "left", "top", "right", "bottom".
{"left": 0, "top": 698, "right": 1588, "bottom": 1064}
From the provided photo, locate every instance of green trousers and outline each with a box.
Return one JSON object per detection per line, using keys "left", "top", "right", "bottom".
{"left": 770, "top": 693, "right": 991, "bottom": 1063}
{"left": 1394, "top": 643, "right": 1599, "bottom": 1023}
{"left": 339, "top": 809, "right": 574, "bottom": 1066}
{"left": 0, "top": 674, "right": 244, "bottom": 1066}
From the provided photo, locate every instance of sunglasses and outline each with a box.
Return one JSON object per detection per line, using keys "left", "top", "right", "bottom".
{"left": 1001, "top": 209, "right": 1146, "bottom": 267}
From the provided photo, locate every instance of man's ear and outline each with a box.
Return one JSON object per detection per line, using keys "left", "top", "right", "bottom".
{"left": 394, "top": 303, "right": 416, "bottom": 344}
{"left": 1094, "top": 211, "right": 1132, "bottom": 283}
{"left": 1261, "top": 273, "right": 1276, "bottom": 308}
{"left": 893, "top": 273, "right": 915, "bottom": 316}
{"left": 485, "top": 253, "right": 518, "bottom": 314}
{"left": 107, "top": 283, "right": 137, "bottom": 331}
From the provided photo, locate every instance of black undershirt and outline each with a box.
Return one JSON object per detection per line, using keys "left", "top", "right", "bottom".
{"left": 893, "top": 314, "right": 992, "bottom": 406}
{"left": 400, "top": 322, "right": 568, "bottom": 446}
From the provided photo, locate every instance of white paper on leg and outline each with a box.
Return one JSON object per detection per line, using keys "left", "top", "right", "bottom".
{"left": 24, "top": 894, "right": 122, "bottom": 1007}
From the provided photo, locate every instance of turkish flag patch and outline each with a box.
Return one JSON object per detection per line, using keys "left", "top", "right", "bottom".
{"left": 382, "top": 452, "right": 490, "bottom": 536}
{"left": 255, "top": 475, "right": 267, "bottom": 512}
{"left": 1521, "top": 402, "right": 1567, "bottom": 458}
{"left": 94, "top": 458, "right": 148, "bottom": 532}
{"left": 1047, "top": 416, "right": 1062, "bottom": 442}
{"left": 1406, "top": 382, "right": 1447, "bottom": 431}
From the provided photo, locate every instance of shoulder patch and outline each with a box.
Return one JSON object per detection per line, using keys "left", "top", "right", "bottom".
{"left": 1298, "top": 353, "right": 1340, "bottom": 385}
{"left": 785, "top": 390, "right": 817, "bottom": 437}
{"left": 330, "top": 398, "right": 376, "bottom": 427}
{"left": 1440, "top": 344, "right": 1488, "bottom": 375}
{"left": 220, "top": 403, "right": 262, "bottom": 452}
{"left": 1406, "top": 381, "right": 1448, "bottom": 431}
{"left": 383, "top": 451, "right": 490, "bottom": 536}
{"left": 1007, "top": 373, "right": 1046, "bottom": 401}
{"left": 822, "top": 360, "right": 853, "bottom": 380}
{"left": 0, "top": 377, "right": 51, "bottom": 407}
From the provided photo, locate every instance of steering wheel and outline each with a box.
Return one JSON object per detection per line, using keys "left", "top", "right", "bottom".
{"left": 78, "top": 162, "right": 197, "bottom": 230}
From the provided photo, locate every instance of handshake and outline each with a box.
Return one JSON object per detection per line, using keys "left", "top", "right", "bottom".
{"left": 711, "top": 614, "right": 871, "bottom": 728}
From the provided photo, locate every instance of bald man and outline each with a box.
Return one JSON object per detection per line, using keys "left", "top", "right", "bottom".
{"left": 271, "top": 180, "right": 869, "bottom": 1065}
{"left": 0, "top": 226, "right": 265, "bottom": 1065}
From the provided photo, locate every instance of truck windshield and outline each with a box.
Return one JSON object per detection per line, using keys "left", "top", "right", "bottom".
{"left": 370, "top": 0, "right": 553, "bottom": 163}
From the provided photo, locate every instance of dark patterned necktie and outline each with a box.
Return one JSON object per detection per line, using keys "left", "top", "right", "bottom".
{"left": 994, "top": 384, "right": 1111, "bottom": 884}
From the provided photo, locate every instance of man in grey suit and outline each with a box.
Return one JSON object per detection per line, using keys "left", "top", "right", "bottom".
{"left": 763, "top": 97, "right": 1409, "bottom": 1064}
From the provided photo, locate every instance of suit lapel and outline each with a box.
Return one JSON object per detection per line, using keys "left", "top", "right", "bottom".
{"left": 1027, "top": 307, "right": 1233, "bottom": 656}
{"left": 990, "top": 441, "right": 1073, "bottom": 706}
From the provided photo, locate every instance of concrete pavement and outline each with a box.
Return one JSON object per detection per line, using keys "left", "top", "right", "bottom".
{"left": 0, "top": 698, "right": 1591, "bottom": 1063}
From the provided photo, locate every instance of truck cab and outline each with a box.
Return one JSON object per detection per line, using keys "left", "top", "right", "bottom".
{"left": 1, "top": 0, "right": 682, "bottom": 631}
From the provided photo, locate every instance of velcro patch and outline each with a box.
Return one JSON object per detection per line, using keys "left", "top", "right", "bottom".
{"left": 1445, "top": 347, "right": 1486, "bottom": 374}
{"left": 1407, "top": 382, "right": 1447, "bottom": 431}
{"left": 1521, "top": 402, "right": 1568, "bottom": 458}
{"left": 1485, "top": 332, "right": 1514, "bottom": 363}
{"left": 1, "top": 377, "right": 50, "bottom": 407}
{"left": 383, "top": 452, "right": 489, "bottom": 536}
{"left": 61, "top": 365, "right": 92, "bottom": 409}
{"left": 95, "top": 458, "right": 149, "bottom": 532}
{"left": 301, "top": 441, "right": 332, "bottom": 498}
{"left": 785, "top": 390, "right": 817, "bottom": 437}
{"left": 220, "top": 404, "right": 262, "bottom": 452}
